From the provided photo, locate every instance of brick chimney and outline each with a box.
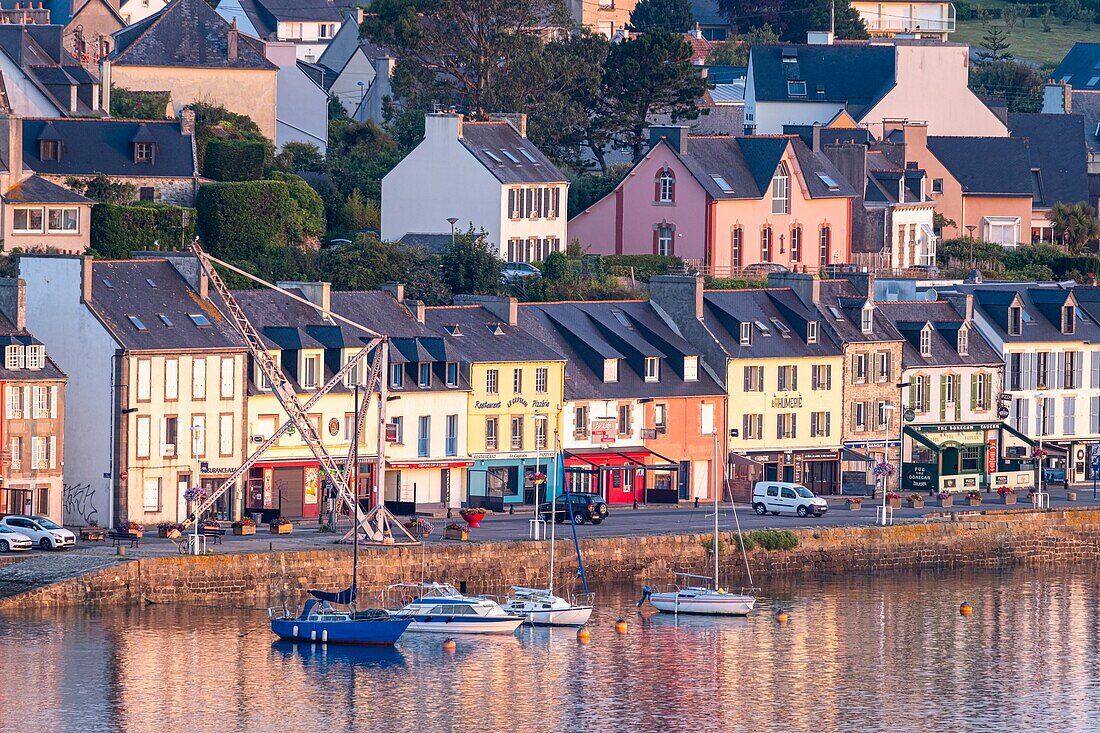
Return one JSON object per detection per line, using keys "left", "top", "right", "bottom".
{"left": 0, "top": 277, "right": 27, "bottom": 330}
{"left": 227, "top": 18, "right": 239, "bottom": 62}
{"left": 649, "top": 275, "right": 703, "bottom": 320}
{"left": 0, "top": 111, "right": 22, "bottom": 181}
{"left": 453, "top": 294, "right": 517, "bottom": 326}
{"left": 81, "top": 255, "right": 94, "bottom": 304}
{"left": 180, "top": 108, "right": 195, "bottom": 136}
{"left": 381, "top": 282, "right": 404, "bottom": 302}
{"left": 489, "top": 112, "right": 527, "bottom": 138}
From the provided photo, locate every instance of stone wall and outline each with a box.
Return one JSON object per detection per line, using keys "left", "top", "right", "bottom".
{"left": 6, "top": 508, "right": 1100, "bottom": 609}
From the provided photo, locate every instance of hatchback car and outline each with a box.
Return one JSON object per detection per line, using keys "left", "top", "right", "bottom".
{"left": 502, "top": 262, "right": 541, "bottom": 282}
{"left": 537, "top": 493, "right": 609, "bottom": 525}
{"left": 0, "top": 524, "right": 32, "bottom": 552}
{"left": 751, "top": 481, "right": 828, "bottom": 518}
{"left": 0, "top": 515, "right": 76, "bottom": 550}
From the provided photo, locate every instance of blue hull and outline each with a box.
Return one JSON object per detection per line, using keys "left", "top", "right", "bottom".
{"left": 271, "top": 617, "right": 412, "bottom": 646}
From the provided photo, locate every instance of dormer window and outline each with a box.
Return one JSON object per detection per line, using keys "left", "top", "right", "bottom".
{"left": 256, "top": 358, "right": 271, "bottom": 391}
{"left": 134, "top": 142, "right": 155, "bottom": 163}
{"left": 740, "top": 321, "right": 752, "bottom": 346}
{"left": 861, "top": 304, "right": 874, "bottom": 334}
{"left": 604, "top": 358, "right": 619, "bottom": 383}
{"left": 446, "top": 362, "right": 459, "bottom": 387}
{"left": 957, "top": 325, "right": 969, "bottom": 356}
{"left": 25, "top": 345, "right": 44, "bottom": 370}
{"left": 301, "top": 354, "right": 319, "bottom": 389}
{"left": 1009, "top": 305, "right": 1023, "bottom": 336}
{"left": 40, "top": 140, "right": 59, "bottom": 161}
{"left": 418, "top": 362, "right": 431, "bottom": 388}
{"left": 1062, "top": 303, "right": 1076, "bottom": 335}
{"left": 920, "top": 326, "right": 932, "bottom": 357}
{"left": 5, "top": 344, "right": 23, "bottom": 369}
{"left": 645, "top": 356, "right": 660, "bottom": 382}
{"left": 684, "top": 356, "right": 698, "bottom": 382}
{"left": 807, "top": 321, "right": 818, "bottom": 344}
{"left": 390, "top": 362, "right": 403, "bottom": 389}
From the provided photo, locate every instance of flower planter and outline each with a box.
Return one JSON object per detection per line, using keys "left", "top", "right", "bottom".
{"left": 157, "top": 528, "right": 170, "bottom": 538}
{"left": 1001, "top": 494, "right": 1017, "bottom": 505}
{"left": 444, "top": 527, "right": 469, "bottom": 541}
{"left": 270, "top": 523, "right": 293, "bottom": 534}
{"left": 233, "top": 525, "right": 256, "bottom": 536}
{"left": 908, "top": 499, "right": 925, "bottom": 509}
{"left": 887, "top": 498, "right": 902, "bottom": 509}
{"left": 847, "top": 502, "right": 862, "bottom": 511}
{"left": 939, "top": 496, "right": 953, "bottom": 508}
{"left": 460, "top": 512, "right": 485, "bottom": 528}
{"left": 405, "top": 523, "right": 432, "bottom": 538}
{"left": 967, "top": 497, "right": 982, "bottom": 507}
{"left": 1068, "top": 492, "right": 1078, "bottom": 501}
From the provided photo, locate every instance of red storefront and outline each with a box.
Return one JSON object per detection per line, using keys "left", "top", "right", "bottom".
{"left": 563, "top": 448, "right": 680, "bottom": 505}
{"left": 245, "top": 460, "right": 376, "bottom": 521}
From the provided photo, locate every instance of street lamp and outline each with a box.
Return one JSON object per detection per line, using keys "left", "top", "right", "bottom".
{"left": 446, "top": 217, "right": 459, "bottom": 249}
{"left": 356, "top": 80, "right": 366, "bottom": 122}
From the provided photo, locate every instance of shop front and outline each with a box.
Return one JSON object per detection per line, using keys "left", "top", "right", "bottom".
{"left": 744, "top": 449, "right": 841, "bottom": 495}
{"left": 563, "top": 448, "right": 681, "bottom": 505}
{"left": 902, "top": 422, "right": 1033, "bottom": 493}
{"left": 840, "top": 440, "right": 900, "bottom": 495}
{"left": 467, "top": 450, "right": 558, "bottom": 511}
{"left": 244, "top": 461, "right": 322, "bottom": 521}
{"left": 384, "top": 460, "right": 472, "bottom": 515}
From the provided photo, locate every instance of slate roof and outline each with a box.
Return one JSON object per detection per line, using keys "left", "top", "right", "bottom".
{"left": 945, "top": 282, "right": 1100, "bottom": 343}
{"left": 398, "top": 233, "right": 453, "bottom": 254}
{"left": 0, "top": 310, "right": 65, "bottom": 382}
{"left": 2, "top": 174, "right": 93, "bottom": 204}
{"left": 816, "top": 280, "right": 904, "bottom": 345}
{"left": 111, "top": 0, "right": 277, "bottom": 70}
{"left": 424, "top": 305, "right": 563, "bottom": 364}
{"left": 655, "top": 135, "right": 856, "bottom": 201}
{"left": 926, "top": 136, "right": 1032, "bottom": 196}
{"left": 458, "top": 121, "right": 566, "bottom": 185}
{"left": 701, "top": 288, "right": 843, "bottom": 359}
{"left": 519, "top": 301, "right": 724, "bottom": 401}
{"left": 0, "top": 25, "right": 102, "bottom": 117}
{"left": 648, "top": 105, "right": 744, "bottom": 136}
{"left": 87, "top": 259, "right": 245, "bottom": 351}
{"left": 875, "top": 300, "right": 1001, "bottom": 368}
{"left": 749, "top": 44, "right": 896, "bottom": 117}
{"left": 1052, "top": 42, "right": 1100, "bottom": 90}
{"left": 1007, "top": 113, "right": 1090, "bottom": 209}
{"left": 22, "top": 118, "right": 197, "bottom": 178}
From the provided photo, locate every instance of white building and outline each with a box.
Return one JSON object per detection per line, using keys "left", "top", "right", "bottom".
{"left": 852, "top": 0, "right": 956, "bottom": 41}
{"left": 308, "top": 14, "right": 394, "bottom": 124}
{"left": 217, "top": 0, "right": 355, "bottom": 62}
{"left": 382, "top": 113, "right": 569, "bottom": 263}
{"left": 265, "top": 41, "right": 328, "bottom": 152}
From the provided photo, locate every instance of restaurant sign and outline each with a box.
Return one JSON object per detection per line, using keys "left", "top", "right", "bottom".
{"left": 902, "top": 461, "right": 938, "bottom": 491}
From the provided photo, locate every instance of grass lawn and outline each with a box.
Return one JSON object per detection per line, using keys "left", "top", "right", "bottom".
{"left": 953, "top": 19, "right": 1100, "bottom": 68}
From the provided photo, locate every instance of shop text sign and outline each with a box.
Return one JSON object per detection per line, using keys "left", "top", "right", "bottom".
{"left": 903, "top": 462, "right": 938, "bottom": 491}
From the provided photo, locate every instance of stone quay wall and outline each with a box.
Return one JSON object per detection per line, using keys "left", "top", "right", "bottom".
{"left": 5, "top": 508, "right": 1100, "bottom": 609}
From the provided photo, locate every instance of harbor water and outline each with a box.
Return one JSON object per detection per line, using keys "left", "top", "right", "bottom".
{"left": 2, "top": 567, "right": 1100, "bottom": 732}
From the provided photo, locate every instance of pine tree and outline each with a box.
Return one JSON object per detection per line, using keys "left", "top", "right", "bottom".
{"left": 977, "top": 26, "right": 1013, "bottom": 63}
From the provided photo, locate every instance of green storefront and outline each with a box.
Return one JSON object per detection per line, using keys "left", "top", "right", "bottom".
{"left": 902, "top": 422, "right": 1034, "bottom": 493}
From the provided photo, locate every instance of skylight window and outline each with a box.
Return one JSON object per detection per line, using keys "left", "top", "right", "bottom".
{"left": 518, "top": 148, "right": 538, "bottom": 163}
{"left": 770, "top": 317, "right": 792, "bottom": 337}
{"left": 1021, "top": 308, "right": 1034, "bottom": 323}
{"left": 482, "top": 149, "right": 503, "bottom": 164}
{"left": 500, "top": 149, "right": 521, "bottom": 163}
{"left": 189, "top": 313, "right": 212, "bottom": 327}
{"left": 127, "top": 315, "right": 147, "bottom": 331}
{"left": 158, "top": 314, "right": 174, "bottom": 327}
{"left": 787, "top": 81, "right": 807, "bottom": 97}
{"left": 1077, "top": 306, "right": 1090, "bottom": 323}
{"left": 101, "top": 278, "right": 113, "bottom": 289}
{"left": 816, "top": 173, "right": 840, "bottom": 191}
{"left": 612, "top": 309, "right": 633, "bottom": 329}
{"left": 146, "top": 278, "right": 157, "bottom": 288}
{"left": 754, "top": 320, "right": 772, "bottom": 335}
{"left": 828, "top": 306, "right": 844, "bottom": 321}
{"left": 1090, "top": 77, "right": 1100, "bottom": 87}
{"left": 710, "top": 174, "right": 734, "bottom": 193}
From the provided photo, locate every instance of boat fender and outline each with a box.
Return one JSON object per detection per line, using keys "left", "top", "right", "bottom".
{"left": 637, "top": 586, "right": 652, "bottom": 608}
{"left": 322, "top": 629, "right": 328, "bottom": 643}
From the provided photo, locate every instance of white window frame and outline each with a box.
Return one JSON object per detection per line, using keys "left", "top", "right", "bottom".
{"left": 9, "top": 436, "right": 20, "bottom": 470}
{"left": 770, "top": 163, "right": 790, "bottom": 215}
{"left": 807, "top": 321, "right": 818, "bottom": 344}
{"left": 24, "top": 346, "right": 43, "bottom": 369}
{"left": 301, "top": 354, "right": 320, "bottom": 390}
{"left": 220, "top": 356, "right": 235, "bottom": 398}
{"left": 143, "top": 477, "right": 160, "bottom": 513}
{"left": 984, "top": 216, "right": 1021, "bottom": 247}
{"left": 192, "top": 357, "right": 206, "bottom": 399}
{"left": 920, "top": 327, "right": 932, "bottom": 357}
{"left": 644, "top": 357, "right": 660, "bottom": 383}
{"left": 486, "top": 368, "right": 499, "bottom": 394}
{"left": 683, "top": 356, "right": 698, "bottom": 382}
{"left": 5, "top": 345, "right": 22, "bottom": 370}
{"left": 604, "top": 358, "right": 619, "bottom": 383}
{"left": 192, "top": 414, "right": 206, "bottom": 457}
{"left": 136, "top": 415, "right": 151, "bottom": 459}
{"left": 656, "top": 225, "right": 673, "bottom": 256}
{"left": 535, "top": 367, "right": 548, "bottom": 393}
{"left": 136, "top": 358, "right": 151, "bottom": 401}
{"left": 12, "top": 207, "right": 43, "bottom": 233}
{"left": 219, "top": 413, "right": 234, "bottom": 456}
{"left": 658, "top": 170, "right": 674, "bottom": 203}
{"left": 46, "top": 207, "right": 79, "bottom": 233}
{"left": 164, "top": 358, "right": 178, "bottom": 400}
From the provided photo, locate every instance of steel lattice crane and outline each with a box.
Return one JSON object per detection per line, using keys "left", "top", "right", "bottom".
{"left": 180, "top": 240, "right": 417, "bottom": 546}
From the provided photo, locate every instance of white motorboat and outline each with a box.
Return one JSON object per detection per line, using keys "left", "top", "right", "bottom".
{"left": 387, "top": 582, "right": 525, "bottom": 634}
{"left": 502, "top": 586, "right": 593, "bottom": 627}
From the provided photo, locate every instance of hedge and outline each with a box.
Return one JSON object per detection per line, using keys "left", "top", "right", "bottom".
{"left": 600, "top": 254, "right": 683, "bottom": 282}
{"left": 196, "top": 180, "right": 294, "bottom": 263}
{"left": 90, "top": 202, "right": 196, "bottom": 259}
{"left": 271, "top": 171, "right": 325, "bottom": 239}
{"left": 202, "top": 138, "right": 266, "bottom": 181}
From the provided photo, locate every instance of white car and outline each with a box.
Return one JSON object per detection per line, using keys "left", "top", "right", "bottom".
{"left": 751, "top": 481, "right": 829, "bottom": 518}
{"left": 0, "top": 524, "right": 32, "bottom": 552}
{"left": 502, "top": 262, "right": 541, "bottom": 282}
{"left": 0, "top": 515, "right": 76, "bottom": 550}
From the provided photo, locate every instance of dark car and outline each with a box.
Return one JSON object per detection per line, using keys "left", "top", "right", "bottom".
{"left": 537, "top": 493, "right": 609, "bottom": 525}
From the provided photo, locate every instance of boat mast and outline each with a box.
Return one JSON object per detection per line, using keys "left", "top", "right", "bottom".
{"left": 713, "top": 429, "right": 720, "bottom": 590}
{"left": 352, "top": 383, "right": 360, "bottom": 611}
{"left": 549, "top": 428, "right": 556, "bottom": 596}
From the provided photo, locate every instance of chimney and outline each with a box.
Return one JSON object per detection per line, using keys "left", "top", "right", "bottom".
{"left": 841, "top": 271, "right": 873, "bottom": 298}
{"left": 489, "top": 112, "right": 527, "bottom": 138}
{"left": 944, "top": 292, "right": 974, "bottom": 322}
{"left": 822, "top": 142, "right": 866, "bottom": 205}
{"left": 649, "top": 275, "right": 704, "bottom": 320}
{"left": 1042, "top": 81, "right": 1071, "bottom": 114}
{"left": 99, "top": 55, "right": 111, "bottom": 114}
{"left": 403, "top": 298, "right": 425, "bottom": 324}
{"left": 381, "top": 282, "right": 404, "bottom": 302}
{"left": 767, "top": 272, "right": 819, "bottom": 309}
{"left": 424, "top": 112, "right": 462, "bottom": 142}
{"left": 180, "top": 107, "right": 195, "bottom": 136}
{"left": 452, "top": 294, "right": 517, "bottom": 326}
{"left": 278, "top": 280, "right": 331, "bottom": 316}
{"left": 138, "top": 251, "right": 209, "bottom": 299}
{"left": 228, "top": 18, "right": 239, "bottom": 62}
{"left": 81, "top": 255, "right": 93, "bottom": 304}
{"left": 0, "top": 111, "right": 22, "bottom": 180}
{"left": 811, "top": 123, "right": 822, "bottom": 153}
{"left": 648, "top": 125, "right": 689, "bottom": 155}
{"left": 0, "top": 277, "right": 27, "bottom": 330}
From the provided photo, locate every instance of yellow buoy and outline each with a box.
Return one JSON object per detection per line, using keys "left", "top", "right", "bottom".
{"left": 775, "top": 611, "right": 790, "bottom": 624}
{"left": 614, "top": 619, "right": 628, "bottom": 634}
{"left": 577, "top": 628, "right": 591, "bottom": 644}
{"left": 959, "top": 602, "right": 974, "bottom": 617}
{"left": 442, "top": 638, "right": 457, "bottom": 652}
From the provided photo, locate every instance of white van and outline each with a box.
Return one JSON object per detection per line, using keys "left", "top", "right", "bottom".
{"left": 751, "top": 481, "right": 828, "bottom": 518}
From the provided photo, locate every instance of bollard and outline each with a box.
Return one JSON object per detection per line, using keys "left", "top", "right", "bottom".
{"left": 116, "top": 544, "right": 126, "bottom": 557}
{"left": 959, "top": 602, "right": 973, "bottom": 616}
{"left": 269, "top": 542, "right": 273, "bottom": 552}
{"left": 775, "top": 611, "right": 790, "bottom": 623}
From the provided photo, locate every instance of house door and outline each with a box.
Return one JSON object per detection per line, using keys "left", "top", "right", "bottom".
{"left": 942, "top": 447, "right": 960, "bottom": 476}
{"left": 692, "top": 461, "right": 710, "bottom": 500}
{"left": 764, "top": 463, "right": 779, "bottom": 481}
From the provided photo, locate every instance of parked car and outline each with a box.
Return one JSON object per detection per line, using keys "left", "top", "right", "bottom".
{"left": 502, "top": 262, "right": 541, "bottom": 282}
{"left": 751, "top": 481, "right": 828, "bottom": 518}
{"left": 537, "top": 493, "right": 609, "bottom": 525}
{"left": 0, "top": 524, "right": 32, "bottom": 552}
{"left": 0, "top": 515, "right": 76, "bottom": 550}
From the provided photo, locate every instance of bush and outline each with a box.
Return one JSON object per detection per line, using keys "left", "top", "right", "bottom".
{"left": 89, "top": 202, "right": 196, "bottom": 259}
{"left": 203, "top": 138, "right": 266, "bottom": 181}
{"left": 110, "top": 86, "right": 170, "bottom": 120}
{"left": 196, "top": 180, "right": 295, "bottom": 267}
{"left": 271, "top": 172, "right": 325, "bottom": 240}
{"left": 707, "top": 277, "right": 767, "bottom": 290}
{"left": 601, "top": 254, "right": 682, "bottom": 281}
{"left": 747, "top": 529, "right": 799, "bottom": 551}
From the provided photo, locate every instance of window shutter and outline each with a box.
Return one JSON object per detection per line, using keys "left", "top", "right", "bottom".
{"left": 826, "top": 365, "right": 832, "bottom": 390}
{"left": 1024, "top": 353, "right": 1035, "bottom": 389}
{"left": 22, "top": 386, "right": 30, "bottom": 418}
{"left": 654, "top": 177, "right": 661, "bottom": 202}
{"left": 1092, "top": 396, "right": 1100, "bottom": 434}
{"left": 4, "top": 386, "right": 10, "bottom": 420}
{"left": 825, "top": 411, "right": 831, "bottom": 436}
{"left": 508, "top": 189, "right": 515, "bottom": 219}
{"left": 792, "top": 366, "right": 798, "bottom": 391}
{"left": 49, "top": 385, "right": 57, "bottom": 418}
{"left": 48, "top": 436, "right": 56, "bottom": 469}
{"left": 970, "top": 373, "right": 978, "bottom": 410}
{"left": 1092, "top": 352, "right": 1100, "bottom": 389}
{"left": 776, "top": 416, "right": 782, "bottom": 440}
{"left": 552, "top": 187, "right": 560, "bottom": 217}
{"left": 744, "top": 368, "right": 750, "bottom": 392}
{"left": 954, "top": 379, "right": 961, "bottom": 421}
{"left": 939, "top": 374, "right": 947, "bottom": 420}
{"left": 1055, "top": 352, "right": 1065, "bottom": 389}
{"left": 791, "top": 413, "right": 796, "bottom": 439}
{"left": 652, "top": 228, "right": 658, "bottom": 254}
{"left": 908, "top": 380, "right": 916, "bottom": 410}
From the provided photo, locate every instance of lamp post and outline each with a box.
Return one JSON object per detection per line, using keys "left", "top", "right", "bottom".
{"left": 965, "top": 225, "right": 977, "bottom": 267}
{"left": 356, "top": 80, "right": 365, "bottom": 122}
{"left": 446, "top": 217, "right": 459, "bottom": 249}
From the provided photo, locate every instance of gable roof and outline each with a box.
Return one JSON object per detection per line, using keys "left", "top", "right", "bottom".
{"left": 816, "top": 280, "right": 904, "bottom": 345}
{"left": 2, "top": 174, "right": 93, "bottom": 204}
{"left": 0, "top": 25, "right": 103, "bottom": 117}
{"left": 424, "top": 305, "right": 563, "bottom": 364}
{"left": 22, "top": 117, "right": 197, "bottom": 178}
{"left": 947, "top": 282, "right": 1100, "bottom": 343}
{"left": 458, "top": 121, "right": 566, "bottom": 185}
{"left": 1052, "top": 42, "right": 1100, "bottom": 90}
{"left": 875, "top": 300, "right": 1000, "bottom": 368}
{"left": 926, "top": 136, "right": 1032, "bottom": 196}
{"left": 701, "top": 288, "right": 842, "bottom": 359}
{"left": 1068, "top": 91, "right": 1100, "bottom": 156}
{"left": 111, "top": 0, "right": 277, "bottom": 70}
{"left": 749, "top": 43, "right": 896, "bottom": 118}
{"left": 1007, "top": 113, "right": 1090, "bottom": 209}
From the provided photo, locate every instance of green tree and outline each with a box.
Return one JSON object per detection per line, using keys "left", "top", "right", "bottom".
{"left": 326, "top": 119, "right": 404, "bottom": 200}
{"left": 601, "top": 31, "right": 707, "bottom": 163}
{"left": 629, "top": 0, "right": 695, "bottom": 32}
{"left": 1049, "top": 202, "right": 1100, "bottom": 253}
{"left": 776, "top": 0, "right": 867, "bottom": 42}
{"left": 717, "top": 0, "right": 782, "bottom": 33}
{"left": 271, "top": 172, "right": 326, "bottom": 241}
{"left": 339, "top": 189, "right": 379, "bottom": 232}
{"left": 274, "top": 142, "right": 325, "bottom": 173}
{"left": 969, "top": 60, "right": 1043, "bottom": 112}
{"left": 186, "top": 102, "right": 272, "bottom": 168}
{"left": 318, "top": 234, "right": 406, "bottom": 290}
{"left": 442, "top": 228, "right": 502, "bottom": 295}
{"left": 65, "top": 173, "right": 136, "bottom": 204}
{"left": 402, "top": 246, "right": 452, "bottom": 305}
{"left": 110, "top": 87, "right": 171, "bottom": 119}
{"left": 977, "top": 25, "right": 1013, "bottom": 62}
{"left": 705, "top": 24, "right": 779, "bottom": 66}
{"left": 568, "top": 164, "right": 631, "bottom": 218}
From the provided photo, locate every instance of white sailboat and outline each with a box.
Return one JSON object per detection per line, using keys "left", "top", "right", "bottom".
{"left": 502, "top": 429, "right": 593, "bottom": 627}
{"left": 641, "top": 431, "right": 756, "bottom": 616}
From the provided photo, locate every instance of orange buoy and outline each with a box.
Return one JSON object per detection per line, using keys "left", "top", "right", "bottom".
{"left": 614, "top": 619, "right": 628, "bottom": 634}
{"left": 442, "top": 638, "right": 457, "bottom": 652}
{"left": 775, "top": 611, "right": 790, "bottom": 624}
{"left": 577, "top": 628, "right": 591, "bottom": 644}
{"left": 959, "top": 602, "right": 974, "bottom": 617}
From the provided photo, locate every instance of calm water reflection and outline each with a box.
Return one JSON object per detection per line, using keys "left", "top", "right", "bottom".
{"left": 2, "top": 567, "right": 1100, "bottom": 732}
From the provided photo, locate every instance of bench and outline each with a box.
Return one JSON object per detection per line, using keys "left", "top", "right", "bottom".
{"left": 107, "top": 531, "right": 140, "bottom": 548}
{"left": 201, "top": 527, "right": 227, "bottom": 545}
{"left": 80, "top": 528, "right": 106, "bottom": 543}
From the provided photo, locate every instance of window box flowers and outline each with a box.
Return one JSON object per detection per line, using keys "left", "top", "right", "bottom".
{"left": 269, "top": 516, "right": 293, "bottom": 534}
{"left": 846, "top": 497, "right": 863, "bottom": 511}
{"left": 156, "top": 521, "right": 181, "bottom": 539}
{"left": 231, "top": 517, "right": 256, "bottom": 535}
{"left": 119, "top": 521, "right": 143, "bottom": 537}
{"left": 404, "top": 518, "right": 434, "bottom": 538}
{"left": 201, "top": 517, "right": 221, "bottom": 530}
{"left": 997, "top": 486, "right": 1016, "bottom": 505}
{"left": 907, "top": 493, "right": 925, "bottom": 509}
{"left": 444, "top": 523, "right": 469, "bottom": 541}
{"left": 885, "top": 492, "right": 902, "bottom": 509}
{"left": 967, "top": 491, "right": 982, "bottom": 507}
{"left": 459, "top": 507, "right": 487, "bottom": 528}
{"left": 937, "top": 491, "right": 953, "bottom": 508}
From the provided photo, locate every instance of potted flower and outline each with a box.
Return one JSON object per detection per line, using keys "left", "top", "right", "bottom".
{"left": 404, "top": 517, "right": 434, "bottom": 538}
{"left": 997, "top": 486, "right": 1017, "bottom": 505}
{"left": 529, "top": 471, "right": 547, "bottom": 485}
{"left": 444, "top": 522, "right": 469, "bottom": 541}
{"left": 1033, "top": 447, "right": 1049, "bottom": 460}
{"left": 907, "top": 493, "right": 925, "bottom": 509}
{"left": 846, "top": 497, "right": 863, "bottom": 511}
{"left": 967, "top": 491, "right": 982, "bottom": 507}
{"left": 157, "top": 521, "right": 182, "bottom": 539}
{"left": 201, "top": 517, "right": 221, "bottom": 531}
{"left": 885, "top": 492, "right": 902, "bottom": 509}
{"left": 231, "top": 516, "right": 256, "bottom": 536}
{"left": 938, "top": 491, "right": 953, "bottom": 508}
{"left": 269, "top": 516, "right": 293, "bottom": 534}
{"left": 119, "top": 520, "right": 143, "bottom": 537}
{"left": 459, "top": 506, "right": 487, "bottom": 528}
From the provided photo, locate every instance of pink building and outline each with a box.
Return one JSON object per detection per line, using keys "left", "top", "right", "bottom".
{"left": 569, "top": 127, "right": 857, "bottom": 276}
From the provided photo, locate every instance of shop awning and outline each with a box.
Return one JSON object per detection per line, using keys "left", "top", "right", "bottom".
{"left": 841, "top": 448, "right": 874, "bottom": 463}
{"left": 904, "top": 425, "right": 942, "bottom": 453}
{"left": 728, "top": 452, "right": 759, "bottom": 468}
